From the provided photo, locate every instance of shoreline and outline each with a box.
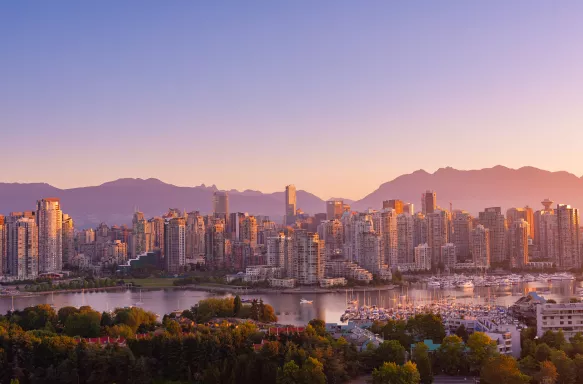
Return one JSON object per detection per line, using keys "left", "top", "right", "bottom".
{"left": 0, "top": 285, "right": 127, "bottom": 297}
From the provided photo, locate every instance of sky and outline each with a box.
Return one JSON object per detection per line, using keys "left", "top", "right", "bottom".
{"left": 1, "top": 1, "right": 583, "bottom": 200}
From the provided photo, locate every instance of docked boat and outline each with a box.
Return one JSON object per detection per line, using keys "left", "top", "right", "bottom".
{"left": 300, "top": 298, "right": 313, "bottom": 304}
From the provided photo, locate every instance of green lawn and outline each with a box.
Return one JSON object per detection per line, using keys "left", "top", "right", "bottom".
{"left": 125, "top": 278, "right": 177, "bottom": 287}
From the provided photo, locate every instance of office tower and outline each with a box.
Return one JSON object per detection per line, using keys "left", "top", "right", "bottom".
{"left": 7, "top": 217, "right": 38, "bottom": 279}
{"left": 479, "top": 207, "right": 507, "bottom": 264}
{"left": 413, "top": 213, "right": 428, "bottom": 247}
{"left": 427, "top": 209, "right": 450, "bottom": 267}
{"left": 285, "top": 185, "right": 297, "bottom": 225}
{"left": 397, "top": 213, "right": 414, "bottom": 264}
{"left": 0, "top": 215, "right": 6, "bottom": 274}
{"left": 61, "top": 214, "right": 75, "bottom": 265}
{"left": 148, "top": 217, "right": 165, "bottom": 254}
{"left": 240, "top": 215, "right": 258, "bottom": 247}
{"left": 291, "top": 230, "right": 324, "bottom": 285}
{"left": 258, "top": 219, "right": 277, "bottom": 245}
{"left": 451, "top": 211, "right": 473, "bottom": 261}
{"left": 524, "top": 206, "right": 534, "bottom": 239}
{"left": 131, "top": 211, "right": 150, "bottom": 258}
{"left": 507, "top": 207, "right": 535, "bottom": 239}
{"left": 205, "top": 219, "right": 225, "bottom": 268}
{"left": 164, "top": 217, "right": 186, "bottom": 273}
{"left": 186, "top": 212, "right": 205, "bottom": 259}
{"left": 422, "top": 190, "right": 437, "bottom": 215}
{"left": 213, "top": 191, "right": 229, "bottom": 217}
{"left": 227, "top": 212, "right": 246, "bottom": 239}
{"left": 471, "top": 225, "right": 491, "bottom": 268}
{"left": 441, "top": 243, "right": 456, "bottom": 268}
{"left": 266, "top": 232, "right": 292, "bottom": 271}
{"left": 534, "top": 199, "right": 558, "bottom": 261}
{"left": 556, "top": 204, "right": 580, "bottom": 269}
{"left": 414, "top": 243, "right": 431, "bottom": 270}
{"left": 383, "top": 199, "right": 404, "bottom": 214}
{"left": 380, "top": 209, "right": 398, "bottom": 266}
{"left": 36, "top": 198, "right": 63, "bottom": 272}
{"left": 509, "top": 219, "right": 529, "bottom": 268}
{"left": 326, "top": 200, "right": 344, "bottom": 220}
{"left": 402, "top": 203, "right": 414, "bottom": 215}
{"left": 358, "top": 230, "right": 383, "bottom": 274}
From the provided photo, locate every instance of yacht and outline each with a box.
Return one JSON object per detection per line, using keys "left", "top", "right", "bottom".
{"left": 428, "top": 281, "right": 441, "bottom": 288}
{"left": 300, "top": 298, "right": 313, "bottom": 304}
{"left": 458, "top": 281, "right": 475, "bottom": 289}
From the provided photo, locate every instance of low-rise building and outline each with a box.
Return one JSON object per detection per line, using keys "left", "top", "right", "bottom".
{"left": 319, "top": 277, "right": 347, "bottom": 288}
{"left": 243, "top": 265, "right": 283, "bottom": 283}
{"left": 536, "top": 302, "right": 583, "bottom": 339}
{"left": 269, "top": 278, "right": 296, "bottom": 288}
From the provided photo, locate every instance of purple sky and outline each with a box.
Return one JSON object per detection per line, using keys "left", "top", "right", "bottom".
{"left": 1, "top": 1, "right": 583, "bottom": 200}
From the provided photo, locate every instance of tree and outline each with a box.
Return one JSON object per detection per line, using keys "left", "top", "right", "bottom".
{"left": 234, "top": 295, "right": 242, "bottom": 316}
{"left": 277, "top": 360, "right": 300, "bottom": 384}
{"left": 412, "top": 342, "right": 433, "bottom": 384}
{"left": 164, "top": 319, "right": 181, "bottom": 335}
{"left": 436, "top": 335, "right": 467, "bottom": 375}
{"left": 467, "top": 332, "right": 498, "bottom": 374}
{"left": 550, "top": 350, "right": 575, "bottom": 384}
{"left": 547, "top": 299, "right": 557, "bottom": 304}
{"left": 58, "top": 306, "right": 79, "bottom": 325}
{"left": 64, "top": 308, "right": 101, "bottom": 337}
{"left": 573, "top": 354, "right": 583, "bottom": 382}
{"left": 535, "top": 343, "right": 553, "bottom": 362}
{"left": 537, "top": 360, "right": 558, "bottom": 384}
{"left": 375, "top": 340, "right": 406, "bottom": 366}
{"left": 100, "top": 312, "right": 113, "bottom": 327}
{"left": 372, "top": 361, "right": 420, "bottom": 384}
{"left": 541, "top": 330, "right": 566, "bottom": 350}
{"left": 406, "top": 314, "right": 445, "bottom": 343}
{"left": 455, "top": 324, "right": 469, "bottom": 342}
{"left": 481, "top": 355, "right": 530, "bottom": 384}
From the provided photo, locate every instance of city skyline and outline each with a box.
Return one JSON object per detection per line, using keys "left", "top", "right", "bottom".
{"left": 3, "top": 2, "right": 583, "bottom": 199}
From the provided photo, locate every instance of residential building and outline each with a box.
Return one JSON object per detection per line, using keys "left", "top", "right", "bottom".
{"left": 291, "top": 230, "right": 324, "bottom": 285}
{"left": 471, "top": 225, "right": 491, "bottom": 268}
{"left": 319, "top": 277, "right": 347, "bottom": 288}
{"left": 451, "top": 211, "right": 472, "bottom": 261}
{"left": 131, "top": 211, "right": 150, "bottom": 258}
{"left": 266, "top": 232, "right": 292, "bottom": 272}
{"left": 427, "top": 209, "right": 450, "bottom": 267}
{"left": 383, "top": 199, "right": 403, "bottom": 214}
{"left": 509, "top": 219, "right": 529, "bottom": 268}
{"left": 413, "top": 213, "right": 427, "bottom": 247}
{"left": 402, "top": 203, "right": 414, "bottom": 215}
{"left": 285, "top": 185, "right": 297, "bottom": 225}
{"left": 7, "top": 217, "right": 38, "bottom": 279}
{"left": 380, "top": 209, "right": 398, "bottom": 267}
{"left": 479, "top": 207, "right": 507, "bottom": 264}
{"left": 62, "top": 214, "right": 75, "bottom": 265}
{"left": 318, "top": 219, "right": 344, "bottom": 259}
{"left": 205, "top": 219, "right": 226, "bottom": 269}
{"left": 240, "top": 215, "right": 258, "bottom": 247}
{"left": 534, "top": 199, "right": 558, "bottom": 261}
{"left": 36, "top": 198, "right": 63, "bottom": 272}
{"left": 507, "top": 207, "right": 535, "bottom": 239}
{"left": 148, "top": 217, "right": 165, "bottom": 254}
{"left": 164, "top": 217, "right": 186, "bottom": 274}
{"left": 186, "top": 212, "right": 205, "bottom": 259}
{"left": 358, "top": 230, "right": 383, "bottom": 274}
{"left": 397, "top": 213, "right": 415, "bottom": 264}
{"left": 213, "top": 191, "right": 229, "bottom": 219}
{"left": 556, "top": 204, "right": 580, "bottom": 269}
{"left": 414, "top": 243, "right": 431, "bottom": 270}
{"left": 441, "top": 243, "right": 456, "bottom": 268}
{"left": 0, "top": 215, "right": 6, "bottom": 274}
{"left": 536, "top": 302, "right": 583, "bottom": 339}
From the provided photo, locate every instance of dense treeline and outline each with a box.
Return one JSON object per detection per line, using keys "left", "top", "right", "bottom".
{"left": 23, "top": 278, "right": 118, "bottom": 292}
{"left": 2, "top": 301, "right": 583, "bottom": 383}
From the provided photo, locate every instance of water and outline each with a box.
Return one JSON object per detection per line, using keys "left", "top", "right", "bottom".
{"left": 1, "top": 280, "right": 580, "bottom": 325}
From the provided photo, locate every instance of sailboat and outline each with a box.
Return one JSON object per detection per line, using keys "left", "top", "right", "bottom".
{"left": 49, "top": 291, "right": 56, "bottom": 309}
{"left": 136, "top": 289, "right": 144, "bottom": 305}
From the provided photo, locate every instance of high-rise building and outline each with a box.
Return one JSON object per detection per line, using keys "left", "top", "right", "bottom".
{"left": 205, "top": 219, "right": 226, "bottom": 268}
{"left": 422, "top": 190, "right": 437, "bottom": 215}
{"left": 213, "top": 191, "right": 229, "bottom": 217}
{"left": 240, "top": 215, "right": 258, "bottom": 247}
{"left": 451, "top": 211, "right": 473, "bottom": 261}
{"left": 441, "top": 243, "right": 457, "bottom": 268}
{"left": 508, "top": 219, "right": 529, "bottom": 268}
{"left": 402, "top": 203, "right": 415, "bottom": 215}
{"left": 383, "top": 200, "right": 404, "bottom": 214}
{"left": 358, "top": 231, "right": 383, "bottom": 274}
{"left": 131, "top": 211, "right": 150, "bottom": 258}
{"left": 62, "top": 214, "right": 75, "bottom": 266}
{"left": 164, "top": 217, "right": 186, "bottom": 273}
{"left": 7, "top": 216, "right": 38, "bottom": 279}
{"left": 413, "top": 213, "right": 428, "bottom": 247}
{"left": 414, "top": 243, "right": 431, "bottom": 270}
{"left": 380, "top": 209, "right": 398, "bottom": 267}
{"left": 427, "top": 209, "right": 450, "bottom": 267}
{"left": 478, "top": 207, "right": 507, "bottom": 264}
{"left": 397, "top": 214, "right": 415, "bottom": 264}
{"left": 36, "top": 198, "right": 63, "bottom": 272}
{"left": 534, "top": 199, "right": 558, "bottom": 261}
{"left": 285, "top": 185, "right": 297, "bottom": 225}
{"left": 186, "top": 212, "right": 205, "bottom": 259}
{"left": 0, "top": 215, "right": 6, "bottom": 274}
{"left": 266, "top": 232, "right": 292, "bottom": 273}
{"left": 471, "top": 225, "right": 490, "bottom": 268}
{"left": 291, "top": 230, "right": 324, "bottom": 285}
{"left": 556, "top": 204, "right": 580, "bottom": 269}
{"left": 318, "top": 219, "right": 344, "bottom": 259}
{"left": 507, "top": 207, "right": 535, "bottom": 239}
{"left": 326, "top": 200, "right": 344, "bottom": 220}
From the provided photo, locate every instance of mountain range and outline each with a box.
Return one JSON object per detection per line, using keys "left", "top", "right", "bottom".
{"left": 1, "top": 166, "right": 582, "bottom": 228}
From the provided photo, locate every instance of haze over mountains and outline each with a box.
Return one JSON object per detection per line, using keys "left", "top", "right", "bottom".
{"left": 1, "top": 166, "right": 582, "bottom": 228}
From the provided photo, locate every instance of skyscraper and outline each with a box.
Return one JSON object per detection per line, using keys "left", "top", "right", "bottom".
{"left": 414, "top": 243, "right": 431, "bottom": 270}
{"left": 397, "top": 213, "right": 415, "bottom": 264}
{"left": 131, "top": 211, "right": 149, "bottom": 258}
{"left": 358, "top": 230, "right": 383, "bottom": 274}
{"left": 61, "top": 214, "right": 75, "bottom": 266}
{"left": 164, "top": 217, "right": 186, "bottom": 273}
{"left": 451, "top": 211, "right": 473, "bottom": 261}
{"left": 534, "top": 199, "right": 558, "bottom": 261}
{"left": 186, "top": 212, "right": 205, "bottom": 259}
{"left": 402, "top": 203, "right": 415, "bottom": 215}
{"left": 383, "top": 199, "right": 404, "bottom": 214}
{"left": 291, "top": 230, "right": 324, "bottom": 285}
{"left": 266, "top": 232, "right": 292, "bottom": 272}
{"left": 441, "top": 243, "right": 457, "bottom": 268}
{"left": 380, "top": 209, "right": 398, "bottom": 267}
{"left": 0, "top": 215, "right": 6, "bottom": 274}
{"left": 285, "top": 185, "right": 297, "bottom": 225}
{"left": 213, "top": 191, "right": 229, "bottom": 223}
{"left": 318, "top": 219, "right": 344, "bottom": 259}
{"left": 478, "top": 207, "right": 507, "bottom": 264}
{"left": 507, "top": 207, "right": 535, "bottom": 239}
{"left": 471, "top": 225, "right": 490, "bottom": 268}
{"left": 508, "top": 219, "right": 529, "bottom": 268}
{"left": 240, "top": 215, "right": 258, "bottom": 247}
{"left": 326, "top": 200, "right": 344, "bottom": 220}
{"left": 413, "top": 213, "right": 428, "bottom": 247}
{"left": 422, "top": 190, "right": 437, "bottom": 215}
{"left": 427, "top": 209, "right": 450, "bottom": 267}
{"left": 205, "top": 219, "right": 226, "bottom": 268}
{"left": 36, "top": 198, "right": 63, "bottom": 272}
{"left": 7, "top": 216, "right": 38, "bottom": 279}
{"left": 556, "top": 204, "right": 580, "bottom": 269}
